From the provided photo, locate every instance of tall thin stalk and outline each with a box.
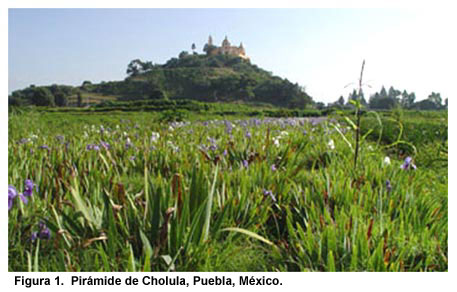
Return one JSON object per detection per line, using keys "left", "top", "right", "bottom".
{"left": 353, "top": 60, "right": 365, "bottom": 170}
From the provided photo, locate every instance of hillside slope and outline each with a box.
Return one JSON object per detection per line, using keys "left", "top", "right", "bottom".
{"left": 10, "top": 53, "right": 313, "bottom": 108}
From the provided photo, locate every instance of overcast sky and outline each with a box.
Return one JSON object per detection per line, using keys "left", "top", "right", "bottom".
{"left": 8, "top": 8, "right": 456, "bottom": 103}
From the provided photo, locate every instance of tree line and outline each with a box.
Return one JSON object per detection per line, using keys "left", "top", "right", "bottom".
{"left": 325, "top": 86, "right": 447, "bottom": 111}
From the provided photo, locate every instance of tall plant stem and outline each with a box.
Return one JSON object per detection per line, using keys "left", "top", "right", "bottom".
{"left": 354, "top": 60, "right": 365, "bottom": 170}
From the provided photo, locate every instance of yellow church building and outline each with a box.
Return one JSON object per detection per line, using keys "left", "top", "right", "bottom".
{"left": 203, "top": 35, "right": 249, "bottom": 60}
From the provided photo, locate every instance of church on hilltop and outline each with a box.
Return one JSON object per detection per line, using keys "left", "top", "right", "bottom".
{"left": 203, "top": 35, "right": 249, "bottom": 60}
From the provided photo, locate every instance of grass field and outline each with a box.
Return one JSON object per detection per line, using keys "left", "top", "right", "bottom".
{"left": 8, "top": 109, "right": 448, "bottom": 271}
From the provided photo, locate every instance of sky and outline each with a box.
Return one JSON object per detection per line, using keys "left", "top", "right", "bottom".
{"left": 8, "top": 8, "right": 456, "bottom": 103}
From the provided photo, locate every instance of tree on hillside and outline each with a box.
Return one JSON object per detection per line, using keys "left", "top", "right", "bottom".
{"left": 126, "top": 59, "right": 144, "bottom": 76}
{"left": 191, "top": 43, "right": 196, "bottom": 54}
{"left": 141, "top": 61, "right": 154, "bottom": 72}
{"left": 149, "top": 88, "right": 167, "bottom": 100}
{"left": 178, "top": 51, "right": 189, "bottom": 59}
{"left": 50, "top": 84, "right": 69, "bottom": 107}
{"left": 54, "top": 92, "right": 68, "bottom": 107}
{"left": 77, "top": 92, "right": 83, "bottom": 107}
{"left": 30, "top": 87, "right": 55, "bottom": 106}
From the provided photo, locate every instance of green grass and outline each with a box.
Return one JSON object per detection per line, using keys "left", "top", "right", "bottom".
{"left": 8, "top": 110, "right": 447, "bottom": 271}
{"left": 66, "top": 92, "right": 120, "bottom": 106}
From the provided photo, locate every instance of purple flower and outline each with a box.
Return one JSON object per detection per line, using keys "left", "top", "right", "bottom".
{"left": 245, "top": 131, "right": 252, "bottom": 139}
{"left": 129, "top": 156, "right": 136, "bottom": 161}
{"left": 8, "top": 185, "right": 17, "bottom": 210}
{"left": 8, "top": 184, "right": 28, "bottom": 210}
{"left": 401, "top": 156, "right": 416, "bottom": 170}
{"left": 100, "top": 141, "right": 110, "bottom": 150}
{"left": 263, "top": 189, "right": 277, "bottom": 202}
{"left": 271, "top": 164, "right": 277, "bottom": 171}
{"left": 39, "top": 145, "right": 50, "bottom": 150}
{"left": 86, "top": 144, "right": 100, "bottom": 151}
{"left": 223, "top": 149, "right": 228, "bottom": 156}
{"left": 209, "top": 145, "right": 217, "bottom": 151}
{"left": 386, "top": 180, "right": 392, "bottom": 193}
{"left": 243, "top": 160, "right": 249, "bottom": 168}
{"left": 18, "top": 138, "right": 31, "bottom": 144}
{"left": 225, "top": 121, "right": 233, "bottom": 134}
{"left": 303, "top": 130, "right": 307, "bottom": 135}
{"left": 23, "top": 179, "right": 35, "bottom": 197}
{"left": 32, "top": 221, "right": 51, "bottom": 241}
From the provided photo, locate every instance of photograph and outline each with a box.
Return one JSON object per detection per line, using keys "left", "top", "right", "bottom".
{"left": 8, "top": 8, "right": 448, "bottom": 272}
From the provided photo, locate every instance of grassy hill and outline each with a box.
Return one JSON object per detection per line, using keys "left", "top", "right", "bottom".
{"left": 9, "top": 53, "right": 313, "bottom": 109}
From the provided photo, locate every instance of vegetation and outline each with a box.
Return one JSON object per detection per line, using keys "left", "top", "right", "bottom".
{"left": 9, "top": 54, "right": 313, "bottom": 109}
{"left": 331, "top": 86, "right": 447, "bottom": 111}
{"left": 8, "top": 108, "right": 447, "bottom": 271}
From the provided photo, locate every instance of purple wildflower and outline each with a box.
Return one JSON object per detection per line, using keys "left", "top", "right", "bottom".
{"left": 271, "top": 164, "right": 277, "bottom": 171}
{"left": 303, "top": 130, "right": 307, "bottom": 135}
{"left": 209, "top": 144, "right": 217, "bottom": 151}
{"left": 100, "top": 141, "right": 110, "bottom": 150}
{"left": 18, "top": 138, "right": 31, "bottom": 144}
{"left": 23, "top": 179, "right": 35, "bottom": 197}
{"left": 129, "top": 156, "right": 136, "bottom": 161}
{"left": 8, "top": 185, "right": 17, "bottom": 210}
{"left": 386, "top": 180, "right": 392, "bottom": 193}
{"left": 32, "top": 221, "right": 51, "bottom": 241}
{"left": 243, "top": 160, "right": 249, "bottom": 168}
{"left": 39, "top": 145, "right": 50, "bottom": 150}
{"left": 86, "top": 144, "right": 100, "bottom": 151}
{"left": 223, "top": 149, "right": 228, "bottom": 156}
{"left": 8, "top": 184, "right": 28, "bottom": 209}
{"left": 245, "top": 131, "right": 252, "bottom": 139}
{"left": 263, "top": 189, "right": 277, "bottom": 202}
{"left": 225, "top": 121, "right": 233, "bottom": 134}
{"left": 401, "top": 156, "right": 416, "bottom": 170}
